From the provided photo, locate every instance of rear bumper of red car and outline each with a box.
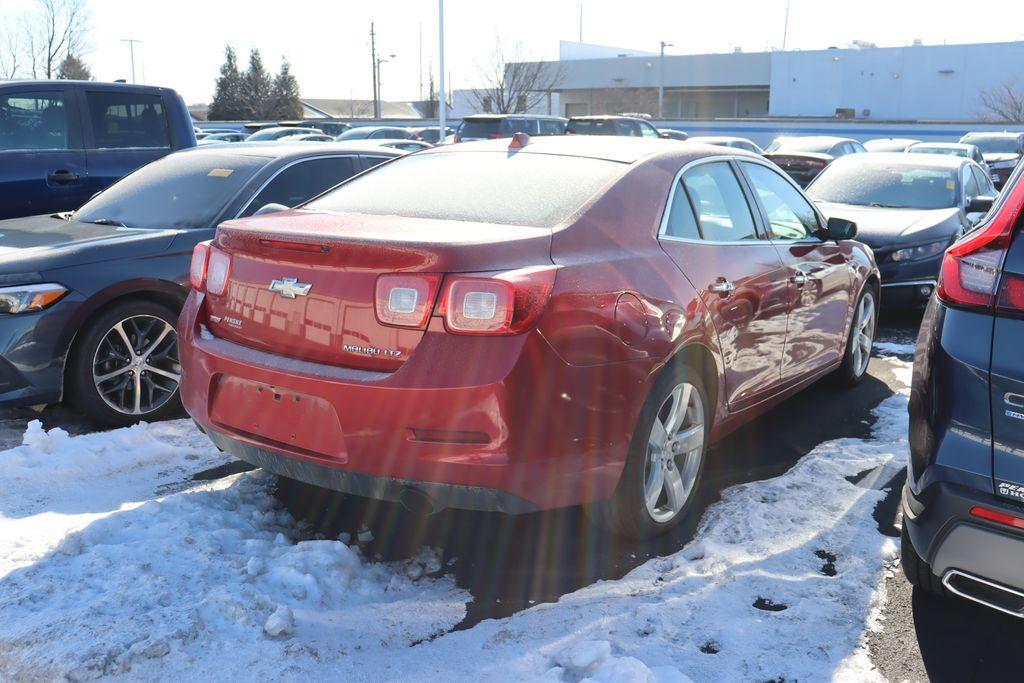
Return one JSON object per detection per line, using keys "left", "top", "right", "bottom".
{"left": 179, "top": 291, "right": 650, "bottom": 512}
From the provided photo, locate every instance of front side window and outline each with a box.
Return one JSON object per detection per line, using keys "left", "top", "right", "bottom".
{"left": 963, "top": 167, "right": 981, "bottom": 200}
{"left": 743, "top": 162, "right": 819, "bottom": 240}
{"left": 971, "top": 166, "right": 995, "bottom": 196}
{"left": 241, "top": 156, "right": 357, "bottom": 217}
{"left": 86, "top": 91, "right": 169, "bottom": 149}
{"left": 617, "top": 120, "right": 642, "bottom": 137}
{"left": 538, "top": 119, "right": 565, "bottom": 136}
{"left": 680, "top": 162, "right": 758, "bottom": 242}
{"left": 640, "top": 122, "right": 660, "bottom": 138}
{"left": 0, "top": 91, "right": 68, "bottom": 151}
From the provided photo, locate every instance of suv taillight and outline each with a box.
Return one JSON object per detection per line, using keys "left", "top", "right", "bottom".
{"left": 438, "top": 266, "right": 556, "bottom": 335}
{"left": 938, "top": 184, "right": 1024, "bottom": 311}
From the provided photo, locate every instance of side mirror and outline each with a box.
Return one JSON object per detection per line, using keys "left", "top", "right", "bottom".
{"left": 252, "top": 203, "right": 289, "bottom": 217}
{"left": 825, "top": 216, "right": 857, "bottom": 241}
{"left": 966, "top": 195, "right": 994, "bottom": 214}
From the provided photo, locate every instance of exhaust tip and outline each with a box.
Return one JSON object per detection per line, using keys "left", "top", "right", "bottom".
{"left": 943, "top": 569, "right": 1024, "bottom": 618}
{"left": 397, "top": 487, "right": 434, "bottom": 516}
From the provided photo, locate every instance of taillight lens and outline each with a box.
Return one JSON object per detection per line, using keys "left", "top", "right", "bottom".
{"left": 996, "top": 273, "right": 1024, "bottom": 313}
{"left": 190, "top": 242, "right": 210, "bottom": 290}
{"left": 374, "top": 274, "right": 441, "bottom": 328}
{"left": 206, "top": 248, "right": 232, "bottom": 296}
{"left": 938, "top": 180, "right": 1024, "bottom": 310}
{"left": 439, "top": 266, "right": 556, "bottom": 335}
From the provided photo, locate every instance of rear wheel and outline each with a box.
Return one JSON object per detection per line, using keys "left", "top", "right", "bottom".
{"left": 66, "top": 300, "right": 183, "bottom": 427}
{"left": 589, "top": 365, "right": 709, "bottom": 538}
{"left": 901, "top": 522, "right": 944, "bottom": 595}
{"left": 836, "top": 287, "right": 877, "bottom": 385}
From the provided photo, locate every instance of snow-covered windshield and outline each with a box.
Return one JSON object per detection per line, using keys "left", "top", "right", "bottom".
{"left": 808, "top": 162, "right": 958, "bottom": 210}
{"left": 74, "top": 152, "right": 266, "bottom": 229}
{"left": 304, "top": 152, "right": 625, "bottom": 228}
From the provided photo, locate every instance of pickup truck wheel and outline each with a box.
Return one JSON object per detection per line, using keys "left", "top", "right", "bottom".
{"left": 66, "top": 300, "right": 184, "bottom": 427}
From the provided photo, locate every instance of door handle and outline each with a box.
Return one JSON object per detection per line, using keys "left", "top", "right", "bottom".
{"left": 47, "top": 170, "right": 81, "bottom": 184}
{"left": 791, "top": 273, "right": 808, "bottom": 286}
{"left": 709, "top": 279, "right": 735, "bottom": 295}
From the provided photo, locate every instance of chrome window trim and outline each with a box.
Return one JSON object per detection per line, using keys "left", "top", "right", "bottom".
{"left": 235, "top": 154, "right": 359, "bottom": 219}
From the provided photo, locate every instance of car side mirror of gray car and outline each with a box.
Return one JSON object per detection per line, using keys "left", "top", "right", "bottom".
{"left": 825, "top": 216, "right": 857, "bottom": 241}
{"left": 967, "top": 196, "right": 995, "bottom": 214}
{"left": 252, "top": 203, "right": 289, "bottom": 217}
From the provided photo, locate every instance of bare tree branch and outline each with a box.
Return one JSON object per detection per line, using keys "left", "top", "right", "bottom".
{"left": 0, "top": 19, "right": 25, "bottom": 78}
{"left": 19, "top": 0, "right": 91, "bottom": 80}
{"left": 469, "top": 40, "right": 563, "bottom": 115}
{"left": 978, "top": 79, "right": 1024, "bottom": 123}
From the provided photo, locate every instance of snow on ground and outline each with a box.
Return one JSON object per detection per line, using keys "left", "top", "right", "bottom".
{"left": 873, "top": 340, "right": 916, "bottom": 357}
{"left": 1, "top": 359, "right": 911, "bottom": 681}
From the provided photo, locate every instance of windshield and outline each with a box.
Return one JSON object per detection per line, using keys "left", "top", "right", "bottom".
{"left": 910, "top": 146, "right": 968, "bottom": 158}
{"left": 304, "top": 151, "right": 625, "bottom": 228}
{"left": 807, "top": 162, "right": 959, "bottom": 210}
{"left": 964, "top": 136, "right": 1021, "bottom": 154}
{"left": 765, "top": 138, "right": 835, "bottom": 153}
{"left": 74, "top": 152, "right": 266, "bottom": 229}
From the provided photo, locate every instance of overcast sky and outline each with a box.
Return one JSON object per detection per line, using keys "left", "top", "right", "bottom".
{"left": 7, "top": 0, "right": 1024, "bottom": 104}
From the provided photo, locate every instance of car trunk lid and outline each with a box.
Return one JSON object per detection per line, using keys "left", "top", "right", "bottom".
{"left": 203, "top": 209, "right": 553, "bottom": 371}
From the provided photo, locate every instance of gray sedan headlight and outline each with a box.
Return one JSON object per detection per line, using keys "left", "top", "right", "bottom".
{"left": 890, "top": 240, "right": 948, "bottom": 263}
{"left": 0, "top": 283, "right": 69, "bottom": 314}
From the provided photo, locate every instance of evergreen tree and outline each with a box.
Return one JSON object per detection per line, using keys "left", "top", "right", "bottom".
{"left": 208, "top": 45, "right": 245, "bottom": 121}
{"left": 269, "top": 59, "right": 302, "bottom": 119}
{"left": 243, "top": 48, "right": 272, "bottom": 120}
{"left": 56, "top": 53, "right": 91, "bottom": 80}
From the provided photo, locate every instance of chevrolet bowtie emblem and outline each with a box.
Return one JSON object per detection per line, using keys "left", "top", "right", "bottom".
{"left": 268, "top": 277, "right": 311, "bottom": 298}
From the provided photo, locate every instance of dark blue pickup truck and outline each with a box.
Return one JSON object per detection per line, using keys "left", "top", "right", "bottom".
{"left": 0, "top": 80, "right": 196, "bottom": 220}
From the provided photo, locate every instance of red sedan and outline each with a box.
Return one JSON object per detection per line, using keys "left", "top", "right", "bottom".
{"left": 180, "top": 136, "right": 878, "bottom": 538}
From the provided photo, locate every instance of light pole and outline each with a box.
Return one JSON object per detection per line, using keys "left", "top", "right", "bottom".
{"left": 375, "top": 54, "right": 395, "bottom": 119}
{"left": 438, "top": 0, "right": 446, "bottom": 143}
{"left": 658, "top": 40, "right": 673, "bottom": 119}
{"left": 121, "top": 38, "right": 142, "bottom": 84}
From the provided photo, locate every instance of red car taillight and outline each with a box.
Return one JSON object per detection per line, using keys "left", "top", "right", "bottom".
{"left": 189, "top": 241, "right": 231, "bottom": 296}
{"left": 937, "top": 199, "right": 1023, "bottom": 311}
{"left": 190, "top": 242, "right": 210, "bottom": 290}
{"left": 374, "top": 274, "right": 442, "bottom": 328}
{"left": 438, "top": 266, "right": 557, "bottom": 335}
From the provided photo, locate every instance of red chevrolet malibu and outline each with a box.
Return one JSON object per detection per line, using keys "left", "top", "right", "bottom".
{"left": 180, "top": 136, "right": 878, "bottom": 537}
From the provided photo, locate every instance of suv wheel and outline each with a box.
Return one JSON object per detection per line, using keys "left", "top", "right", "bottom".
{"left": 589, "top": 365, "right": 709, "bottom": 538}
{"left": 67, "top": 300, "right": 183, "bottom": 427}
{"left": 901, "top": 522, "right": 944, "bottom": 595}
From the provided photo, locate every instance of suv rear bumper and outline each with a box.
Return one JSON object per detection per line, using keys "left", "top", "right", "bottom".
{"left": 903, "top": 481, "right": 1024, "bottom": 602}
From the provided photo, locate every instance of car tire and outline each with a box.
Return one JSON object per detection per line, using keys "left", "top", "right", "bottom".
{"left": 900, "top": 522, "right": 944, "bottom": 595}
{"left": 588, "top": 363, "right": 709, "bottom": 539}
{"left": 66, "top": 299, "right": 184, "bottom": 427}
{"left": 835, "top": 286, "right": 877, "bottom": 386}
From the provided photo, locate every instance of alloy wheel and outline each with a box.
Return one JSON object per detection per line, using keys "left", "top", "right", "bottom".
{"left": 92, "top": 315, "right": 181, "bottom": 416}
{"left": 643, "top": 381, "right": 705, "bottom": 524}
{"left": 851, "top": 293, "right": 876, "bottom": 378}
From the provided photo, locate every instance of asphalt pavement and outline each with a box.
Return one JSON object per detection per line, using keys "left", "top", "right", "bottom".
{"left": 5, "top": 309, "right": 1022, "bottom": 681}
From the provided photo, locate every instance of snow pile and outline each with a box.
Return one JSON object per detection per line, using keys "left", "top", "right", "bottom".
{"left": 873, "top": 340, "right": 916, "bottom": 356}
{"left": 0, "top": 470, "right": 469, "bottom": 680}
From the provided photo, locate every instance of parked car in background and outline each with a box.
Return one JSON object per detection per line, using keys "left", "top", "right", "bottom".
{"left": 764, "top": 136, "right": 866, "bottom": 186}
{"left": 413, "top": 126, "right": 455, "bottom": 144}
{"left": 198, "top": 132, "right": 248, "bottom": 145}
{"left": 687, "top": 136, "right": 763, "bottom": 154}
{"left": 301, "top": 121, "right": 351, "bottom": 137}
{"left": 181, "top": 135, "right": 877, "bottom": 539}
{"left": 864, "top": 138, "right": 921, "bottom": 153}
{"left": 376, "top": 139, "right": 433, "bottom": 152}
{"left": 807, "top": 153, "right": 994, "bottom": 307}
{"left": 567, "top": 115, "right": 664, "bottom": 138}
{"left": 907, "top": 141, "right": 993, "bottom": 182}
{"left": 959, "top": 131, "right": 1024, "bottom": 189}
{"left": 245, "top": 126, "right": 321, "bottom": 142}
{"left": 0, "top": 141, "right": 403, "bottom": 426}
{"left": 658, "top": 129, "right": 689, "bottom": 140}
{"left": 0, "top": 80, "right": 196, "bottom": 220}
{"left": 336, "top": 126, "right": 418, "bottom": 141}
{"left": 455, "top": 114, "right": 567, "bottom": 141}
{"left": 278, "top": 133, "right": 336, "bottom": 142}
{"left": 903, "top": 160, "right": 1024, "bottom": 619}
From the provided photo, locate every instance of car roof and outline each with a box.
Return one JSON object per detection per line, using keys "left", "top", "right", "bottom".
{"left": 180, "top": 141, "right": 404, "bottom": 161}
{"left": 569, "top": 115, "right": 649, "bottom": 122}
{"left": 962, "top": 131, "right": 1023, "bottom": 139}
{"left": 426, "top": 135, "right": 755, "bottom": 165}
{"left": 0, "top": 79, "right": 177, "bottom": 95}
{"left": 832, "top": 152, "right": 968, "bottom": 169}
{"left": 774, "top": 135, "right": 855, "bottom": 144}
{"left": 462, "top": 114, "right": 567, "bottom": 121}
{"left": 689, "top": 136, "right": 748, "bottom": 143}
{"left": 911, "top": 142, "right": 972, "bottom": 149}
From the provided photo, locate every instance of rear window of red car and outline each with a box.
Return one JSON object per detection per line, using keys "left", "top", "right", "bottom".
{"left": 304, "top": 151, "right": 625, "bottom": 228}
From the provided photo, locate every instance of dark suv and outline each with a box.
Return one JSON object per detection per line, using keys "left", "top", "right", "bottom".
{"left": 455, "top": 114, "right": 567, "bottom": 141}
{"left": 0, "top": 80, "right": 196, "bottom": 220}
{"left": 903, "top": 160, "right": 1024, "bottom": 617}
{"left": 567, "top": 115, "right": 665, "bottom": 138}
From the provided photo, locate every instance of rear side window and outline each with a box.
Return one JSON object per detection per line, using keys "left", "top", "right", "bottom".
{"left": 305, "top": 152, "right": 624, "bottom": 228}
{"left": 567, "top": 119, "right": 617, "bottom": 135}
{"left": 680, "top": 162, "right": 757, "bottom": 241}
{"left": 538, "top": 119, "right": 566, "bottom": 136}
{"left": 664, "top": 181, "right": 701, "bottom": 239}
{"left": 86, "top": 91, "right": 170, "bottom": 149}
{"left": 458, "top": 119, "right": 499, "bottom": 138}
{"left": 241, "top": 156, "right": 357, "bottom": 217}
{"left": 0, "top": 91, "right": 68, "bottom": 151}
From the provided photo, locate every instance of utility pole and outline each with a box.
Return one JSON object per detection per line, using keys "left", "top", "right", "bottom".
{"left": 438, "top": 0, "right": 446, "bottom": 143}
{"left": 578, "top": 2, "right": 583, "bottom": 42}
{"left": 370, "top": 23, "right": 379, "bottom": 119}
{"left": 121, "top": 39, "right": 141, "bottom": 84}
{"left": 782, "top": 0, "right": 792, "bottom": 51}
{"left": 376, "top": 54, "right": 395, "bottom": 116}
{"left": 418, "top": 22, "right": 423, "bottom": 101}
{"left": 658, "top": 41, "right": 673, "bottom": 119}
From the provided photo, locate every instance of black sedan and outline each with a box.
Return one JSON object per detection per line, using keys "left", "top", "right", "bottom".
{"left": 764, "top": 135, "right": 866, "bottom": 186}
{"left": 807, "top": 153, "right": 995, "bottom": 306}
{"left": 0, "top": 141, "right": 403, "bottom": 425}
